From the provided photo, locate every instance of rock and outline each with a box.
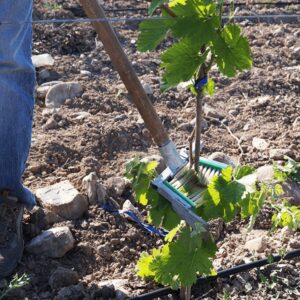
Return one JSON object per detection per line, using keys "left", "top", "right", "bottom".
{"left": 269, "top": 148, "right": 292, "bottom": 160}
{"left": 38, "top": 69, "right": 51, "bottom": 81}
{"left": 41, "top": 80, "right": 63, "bottom": 87}
{"left": 72, "top": 112, "right": 91, "bottom": 122}
{"left": 82, "top": 172, "right": 106, "bottom": 205}
{"left": 282, "top": 180, "right": 300, "bottom": 205}
{"left": 54, "top": 283, "right": 87, "bottom": 300}
{"left": 36, "top": 81, "right": 63, "bottom": 100}
{"left": 42, "top": 117, "right": 58, "bottom": 131}
{"left": 203, "top": 104, "right": 224, "bottom": 119}
{"left": 289, "top": 237, "right": 300, "bottom": 249}
{"left": 45, "top": 82, "right": 83, "bottom": 108}
{"left": 190, "top": 118, "right": 209, "bottom": 131}
{"left": 26, "top": 226, "right": 75, "bottom": 258}
{"left": 255, "top": 165, "right": 300, "bottom": 203}
{"left": 36, "top": 86, "right": 51, "bottom": 100}
{"left": 49, "top": 267, "right": 79, "bottom": 290}
{"left": 42, "top": 108, "right": 59, "bottom": 117}
{"left": 273, "top": 27, "right": 284, "bottom": 37}
{"left": 208, "top": 152, "right": 236, "bottom": 167}
{"left": 122, "top": 200, "right": 143, "bottom": 221}
{"left": 105, "top": 177, "right": 130, "bottom": 197}
{"left": 80, "top": 70, "right": 92, "bottom": 77}
{"left": 252, "top": 137, "right": 269, "bottom": 150}
{"left": 255, "top": 165, "right": 274, "bottom": 183}
{"left": 245, "top": 237, "right": 267, "bottom": 253}
{"left": 32, "top": 54, "right": 54, "bottom": 67}
{"left": 97, "top": 243, "right": 111, "bottom": 259}
{"left": 249, "top": 96, "right": 269, "bottom": 108}
{"left": 293, "top": 117, "right": 300, "bottom": 130}
{"left": 237, "top": 174, "right": 257, "bottom": 193}
{"left": 36, "top": 180, "right": 88, "bottom": 219}
{"left": 141, "top": 154, "right": 166, "bottom": 174}
{"left": 97, "top": 279, "right": 129, "bottom": 300}
{"left": 77, "top": 242, "right": 93, "bottom": 256}
{"left": 44, "top": 210, "right": 65, "bottom": 225}
{"left": 143, "top": 83, "right": 153, "bottom": 95}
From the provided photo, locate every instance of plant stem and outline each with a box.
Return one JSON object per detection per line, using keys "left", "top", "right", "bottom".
{"left": 194, "top": 88, "right": 203, "bottom": 173}
{"left": 162, "top": 4, "right": 177, "bottom": 17}
{"left": 189, "top": 127, "right": 195, "bottom": 169}
{"left": 180, "top": 286, "right": 191, "bottom": 300}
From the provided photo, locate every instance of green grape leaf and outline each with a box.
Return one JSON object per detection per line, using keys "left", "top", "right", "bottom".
{"left": 203, "top": 78, "right": 215, "bottom": 96}
{"left": 274, "top": 157, "right": 300, "bottom": 182}
{"left": 212, "top": 24, "right": 252, "bottom": 77}
{"left": 125, "top": 158, "right": 158, "bottom": 205}
{"left": 272, "top": 201, "right": 300, "bottom": 230}
{"left": 240, "top": 185, "right": 267, "bottom": 219}
{"left": 136, "top": 251, "right": 156, "bottom": 278}
{"left": 138, "top": 18, "right": 172, "bottom": 52}
{"left": 137, "top": 225, "right": 217, "bottom": 289}
{"left": 171, "top": 15, "right": 219, "bottom": 44}
{"left": 234, "top": 165, "right": 256, "bottom": 180}
{"left": 170, "top": 0, "right": 215, "bottom": 17}
{"left": 161, "top": 38, "right": 208, "bottom": 88}
{"left": 147, "top": 187, "right": 181, "bottom": 230}
{"left": 148, "top": 0, "right": 169, "bottom": 15}
{"left": 201, "top": 166, "right": 246, "bottom": 222}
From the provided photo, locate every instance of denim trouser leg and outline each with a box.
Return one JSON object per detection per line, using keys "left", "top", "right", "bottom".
{"left": 0, "top": 0, "right": 36, "bottom": 209}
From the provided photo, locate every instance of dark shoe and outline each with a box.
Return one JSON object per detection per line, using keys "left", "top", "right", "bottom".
{"left": 0, "top": 194, "right": 24, "bottom": 278}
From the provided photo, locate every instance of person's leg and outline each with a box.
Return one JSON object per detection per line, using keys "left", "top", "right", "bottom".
{"left": 0, "top": 0, "right": 35, "bottom": 278}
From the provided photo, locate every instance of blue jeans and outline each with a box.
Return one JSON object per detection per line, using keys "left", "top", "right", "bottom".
{"left": 0, "top": 0, "right": 35, "bottom": 209}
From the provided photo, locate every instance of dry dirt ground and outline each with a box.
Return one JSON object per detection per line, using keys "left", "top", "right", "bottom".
{"left": 3, "top": 0, "right": 300, "bottom": 299}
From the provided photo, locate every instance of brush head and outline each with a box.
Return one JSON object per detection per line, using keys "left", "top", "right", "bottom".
{"left": 152, "top": 158, "right": 228, "bottom": 228}
{"left": 162, "top": 158, "right": 228, "bottom": 208}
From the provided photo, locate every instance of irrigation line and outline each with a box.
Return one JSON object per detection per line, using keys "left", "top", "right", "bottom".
{"left": 0, "top": 14, "right": 299, "bottom": 25}
{"left": 131, "top": 248, "right": 300, "bottom": 300}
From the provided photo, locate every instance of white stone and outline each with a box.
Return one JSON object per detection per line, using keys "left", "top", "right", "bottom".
{"left": 32, "top": 54, "right": 55, "bottom": 67}
{"left": 82, "top": 172, "right": 106, "bottom": 205}
{"left": 72, "top": 111, "right": 91, "bottom": 121}
{"left": 143, "top": 83, "right": 153, "bottom": 95}
{"left": 36, "top": 180, "right": 88, "bottom": 219}
{"left": 203, "top": 104, "right": 224, "bottom": 119}
{"left": 25, "top": 227, "right": 75, "bottom": 258}
{"left": 208, "top": 152, "right": 236, "bottom": 167}
{"left": 122, "top": 200, "right": 143, "bottom": 221}
{"left": 269, "top": 148, "right": 292, "bottom": 160}
{"left": 36, "top": 86, "right": 51, "bottom": 100}
{"left": 252, "top": 137, "right": 269, "bottom": 150}
{"left": 46, "top": 82, "right": 83, "bottom": 108}
{"left": 105, "top": 177, "right": 130, "bottom": 197}
{"left": 245, "top": 237, "right": 267, "bottom": 253}
{"left": 80, "top": 70, "right": 92, "bottom": 77}
{"left": 255, "top": 165, "right": 274, "bottom": 183}
{"left": 237, "top": 173, "right": 257, "bottom": 193}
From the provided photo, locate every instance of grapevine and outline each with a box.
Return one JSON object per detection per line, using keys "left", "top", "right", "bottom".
{"left": 125, "top": 0, "right": 300, "bottom": 298}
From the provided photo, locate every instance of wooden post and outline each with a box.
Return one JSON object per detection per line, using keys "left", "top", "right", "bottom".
{"left": 79, "top": 0, "right": 170, "bottom": 147}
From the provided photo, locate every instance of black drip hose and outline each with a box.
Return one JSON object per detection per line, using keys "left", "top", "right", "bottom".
{"left": 131, "top": 249, "right": 300, "bottom": 300}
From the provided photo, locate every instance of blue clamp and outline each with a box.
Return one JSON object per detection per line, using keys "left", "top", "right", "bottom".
{"left": 102, "top": 202, "right": 168, "bottom": 237}
{"left": 194, "top": 75, "right": 208, "bottom": 90}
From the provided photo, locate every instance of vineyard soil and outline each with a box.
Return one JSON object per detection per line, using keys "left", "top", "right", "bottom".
{"left": 3, "top": 0, "right": 300, "bottom": 299}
